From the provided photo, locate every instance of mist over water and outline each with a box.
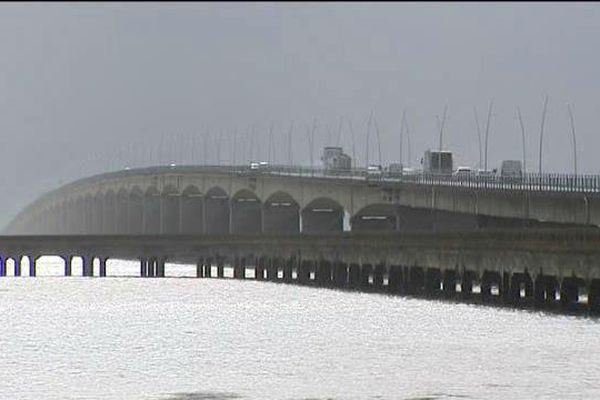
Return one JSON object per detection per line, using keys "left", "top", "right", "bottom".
{"left": 0, "top": 258, "right": 598, "bottom": 400}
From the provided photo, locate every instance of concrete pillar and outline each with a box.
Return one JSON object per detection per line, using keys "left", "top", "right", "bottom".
{"left": 204, "top": 257, "right": 213, "bottom": 278}
{"left": 387, "top": 265, "right": 403, "bottom": 293}
{"left": 502, "top": 272, "right": 511, "bottom": 303}
{"left": 99, "top": 258, "right": 107, "bottom": 277}
{"left": 588, "top": 279, "right": 600, "bottom": 314}
{"left": 560, "top": 277, "right": 581, "bottom": 311}
{"left": 255, "top": 257, "right": 265, "bottom": 281}
{"left": 29, "top": 256, "right": 37, "bottom": 277}
{"left": 82, "top": 256, "right": 93, "bottom": 277}
{"left": 233, "top": 257, "right": 244, "bottom": 279}
{"left": 217, "top": 258, "right": 224, "bottom": 278}
{"left": 14, "top": 256, "right": 21, "bottom": 277}
{"left": 408, "top": 266, "right": 425, "bottom": 295}
{"left": 443, "top": 270, "right": 457, "bottom": 298}
{"left": 317, "top": 260, "right": 332, "bottom": 287}
{"left": 140, "top": 259, "right": 148, "bottom": 277}
{"left": 333, "top": 262, "right": 348, "bottom": 288}
{"left": 360, "top": 264, "right": 372, "bottom": 290}
{"left": 156, "top": 259, "right": 165, "bottom": 278}
{"left": 481, "top": 271, "right": 502, "bottom": 303}
{"left": 373, "top": 264, "right": 385, "bottom": 290}
{"left": 266, "top": 258, "right": 278, "bottom": 281}
{"left": 65, "top": 256, "right": 72, "bottom": 277}
{"left": 348, "top": 263, "right": 360, "bottom": 289}
{"left": 196, "top": 258, "right": 204, "bottom": 278}
{"left": 424, "top": 268, "right": 442, "bottom": 297}
{"left": 298, "top": 260, "right": 312, "bottom": 284}
{"left": 283, "top": 258, "right": 294, "bottom": 283}
{"left": 461, "top": 270, "right": 474, "bottom": 300}
{"left": 0, "top": 257, "right": 5, "bottom": 277}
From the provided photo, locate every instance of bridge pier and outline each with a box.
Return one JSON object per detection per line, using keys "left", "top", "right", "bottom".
{"left": 99, "top": 258, "right": 107, "bottom": 277}
{"left": 588, "top": 279, "right": 600, "bottom": 314}
{"left": 0, "top": 257, "right": 5, "bottom": 277}
{"left": 14, "top": 256, "right": 21, "bottom": 277}
{"left": 217, "top": 258, "right": 224, "bottom": 278}
{"left": 283, "top": 258, "right": 294, "bottom": 283}
{"left": 29, "top": 256, "right": 37, "bottom": 277}
{"left": 424, "top": 268, "right": 442, "bottom": 297}
{"left": 534, "top": 274, "right": 559, "bottom": 309}
{"left": 196, "top": 258, "right": 204, "bottom": 278}
{"left": 360, "top": 264, "right": 372, "bottom": 290}
{"left": 317, "top": 260, "right": 332, "bottom": 287}
{"left": 387, "top": 265, "right": 403, "bottom": 293}
{"left": 373, "top": 264, "right": 385, "bottom": 291}
{"left": 509, "top": 272, "right": 534, "bottom": 307}
{"left": 348, "top": 263, "right": 360, "bottom": 289}
{"left": 461, "top": 270, "right": 475, "bottom": 300}
{"left": 82, "top": 256, "right": 93, "bottom": 277}
{"left": 205, "top": 257, "right": 213, "bottom": 278}
{"left": 140, "top": 259, "right": 147, "bottom": 277}
{"left": 442, "top": 270, "right": 457, "bottom": 298}
{"left": 407, "top": 266, "right": 425, "bottom": 295}
{"left": 560, "top": 277, "right": 583, "bottom": 312}
{"left": 233, "top": 257, "right": 244, "bottom": 280}
{"left": 333, "top": 261, "right": 348, "bottom": 288}
{"left": 481, "top": 271, "right": 502, "bottom": 304}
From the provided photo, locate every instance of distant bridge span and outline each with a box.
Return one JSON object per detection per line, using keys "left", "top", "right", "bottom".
{"left": 5, "top": 165, "right": 600, "bottom": 235}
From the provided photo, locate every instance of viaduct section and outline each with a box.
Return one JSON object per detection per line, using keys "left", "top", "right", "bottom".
{"left": 0, "top": 230, "right": 599, "bottom": 315}
{"left": 4, "top": 166, "right": 600, "bottom": 235}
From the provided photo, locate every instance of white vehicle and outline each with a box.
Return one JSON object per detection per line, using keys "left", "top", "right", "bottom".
{"left": 454, "top": 166, "right": 474, "bottom": 177}
{"left": 249, "top": 162, "right": 260, "bottom": 170}
{"left": 259, "top": 161, "right": 270, "bottom": 170}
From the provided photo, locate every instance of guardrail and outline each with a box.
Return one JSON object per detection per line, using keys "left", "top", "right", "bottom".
{"left": 226, "top": 165, "right": 600, "bottom": 194}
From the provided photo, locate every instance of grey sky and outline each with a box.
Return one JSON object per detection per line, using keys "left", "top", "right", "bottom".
{"left": 1, "top": 2, "right": 599, "bottom": 226}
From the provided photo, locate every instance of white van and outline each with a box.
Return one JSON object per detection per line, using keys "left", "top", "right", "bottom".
{"left": 453, "top": 166, "right": 473, "bottom": 177}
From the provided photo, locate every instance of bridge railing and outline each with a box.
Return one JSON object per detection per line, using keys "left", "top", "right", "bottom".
{"left": 225, "top": 165, "right": 600, "bottom": 194}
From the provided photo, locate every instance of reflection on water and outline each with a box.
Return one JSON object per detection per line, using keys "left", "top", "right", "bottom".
{"left": 0, "top": 257, "right": 599, "bottom": 400}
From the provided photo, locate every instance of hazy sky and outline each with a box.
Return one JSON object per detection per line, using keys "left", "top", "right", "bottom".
{"left": 1, "top": 2, "right": 600, "bottom": 226}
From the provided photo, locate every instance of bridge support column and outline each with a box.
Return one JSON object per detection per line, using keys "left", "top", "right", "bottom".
{"left": 424, "top": 268, "right": 442, "bottom": 297}
{"left": 510, "top": 272, "right": 533, "bottom": 306}
{"left": 82, "top": 256, "right": 93, "bottom": 277}
{"left": 317, "top": 260, "right": 332, "bottom": 287}
{"left": 29, "top": 256, "right": 37, "bottom": 277}
{"left": 156, "top": 259, "right": 165, "bottom": 278}
{"left": 266, "top": 258, "right": 278, "bottom": 281}
{"left": 534, "top": 274, "right": 558, "bottom": 309}
{"left": 560, "top": 277, "right": 581, "bottom": 312}
{"left": 204, "top": 258, "right": 213, "bottom": 278}
{"left": 215, "top": 258, "right": 223, "bottom": 278}
{"left": 442, "top": 270, "right": 457, "bottom": 298}
{"left": 233, "top": 257, "right": 245, "bottom": 280}
{"left": 14, "top": 256, "right": 21, "bottom": 277}
{"left": 502, "top": 272, "right": 511, "bottom": 304}
{"left": 65, "top": 256, "right": 72, "bottom": 277}
{"left": 588, "top": 280, "right": 600, "bottom": 314}
{"left": 373, "top": 264, "right": 384, "bottom": 291}
{"left": 388, "top": 265, "right": 403, "bottom": 294}
{"left": 255, "top": 257, "right": 264, "bottom": 280}
{"left": 196, "top": 258, "right": 204, "bottom": 278}
{"left": 333, "top": 262, "right": 348, "bottom": 288}
{"left": 408, "top": 266, "right": 425, "bottom": 295}
{"left": 99, "top": 258, "right": 107, "bottom": 277}
{"left": 348, "top": 263, "right": 360, "bottom": 289}
{"left": 461, "top": 270, "right": 474, "bottom": 300}
{"left": 360, "top": 264, "right": 372, "bottom": 290}
{"left": 283, "top": 258, "right": 294, "bottom": 283}
{"left": 298, "top": 260, "right": 311, "bottom": 284}
{"left": 0, "top": 257, "right": 5, "bottom": 277}
{"left": 140, "top": 259, "right": 147, "bottom": 277}
{"left": 481, "top": 271, "right": 502, "bottom": 304}
{"left": 147, "top": 259, "right": 156, "bottom": 278}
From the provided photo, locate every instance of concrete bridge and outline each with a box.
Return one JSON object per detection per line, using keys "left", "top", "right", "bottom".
{"left": 5, "top": 165, "right": 600, "bottom": 235}
{"left": 0, "top": 229, "right": 599, "bottom": 315}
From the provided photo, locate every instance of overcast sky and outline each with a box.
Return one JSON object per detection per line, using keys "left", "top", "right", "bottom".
{"left": 1, "top": 2, "right": 600, "bottom": 226}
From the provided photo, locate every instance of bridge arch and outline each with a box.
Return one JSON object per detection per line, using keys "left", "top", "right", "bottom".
{"left": 205, "top": 186, "right": 230, "bottom": 234}
{"left": 128, "top": 187, "right": 144, "bottom": 234}
{"left": 301, "top": 197, "right": 345, "bottom": 233}
{"left": 231, "top": 189, "right": 262, "bottom": 234}
{"left": 161, "top": 184, "right": 180, "bottom": 234}
{"left": 181, "top": 185, "right": 204, "bottom": 234}
{"left": 351, "top": 204, "right": 398, "bottom": 232}
{"left": 143, "top": 186, "right": 160, "bottom": 234}
{"left": 263, "top": 191, "right": 300, "bottom": 234}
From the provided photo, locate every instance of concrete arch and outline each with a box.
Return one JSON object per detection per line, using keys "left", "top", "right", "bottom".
{"left": 263, "top": 191, "right": 300, "bottom": 234}
{"left": 161, "top": 184, "right": 180, "bottom": 234}
{"left": 231, "top": 189, "right": 262, "bottom": 234}
{"left": 205, "top": 186, "right": 230, "bottom": 234}
{"left": 128, "top": 187, "right": 144, "bottom": 234}
{"left": 144, "top": 186, "right": 160, "bottom": 234}
{"left": 301, "top": 197, "right": 344, "bottom": 233}
{"left": 116, "top": 189, "right": 129, "bottom": 234}
{"left": 351, "top": 204, "right": 398, "bottom": 232}
{"left": 181, "top": 185, "right": 204, "bottom": 234}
